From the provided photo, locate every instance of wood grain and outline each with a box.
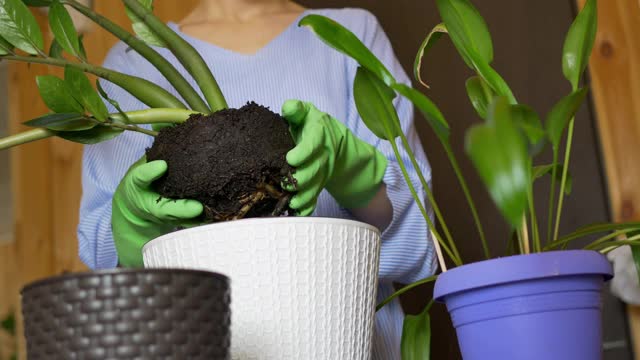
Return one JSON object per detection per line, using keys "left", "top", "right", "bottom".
{"left": 576, "top": 0, "right": 640, "bottom": 357}
{"left": 5, "top": 2, "right": 199, "bottom": 358}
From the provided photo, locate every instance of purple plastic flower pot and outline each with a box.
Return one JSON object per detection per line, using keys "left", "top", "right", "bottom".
{"left": 433, "top": 250, "right": 613, "bottom": 360}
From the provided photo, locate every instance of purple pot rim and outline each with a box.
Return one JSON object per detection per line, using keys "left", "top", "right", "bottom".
{"left": 21, "top": 268, "right": 229, "bottom": 294}
{"left": 433, "top": 250, "right": 612, "bottom": 302}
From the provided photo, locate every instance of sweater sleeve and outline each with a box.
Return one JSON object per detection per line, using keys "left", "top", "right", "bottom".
{"left": 77, "top": 43, "right": 154, "bottom": 269}
{"left": 344, "top": 10, "right": 437, "bottom": 284}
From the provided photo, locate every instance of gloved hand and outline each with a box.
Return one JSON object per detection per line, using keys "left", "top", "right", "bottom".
{"left": 112, "top": 157, "right": 204, "bottom": 267}
{"left": 282, "top": 100, "right": 388, "bottom": 216}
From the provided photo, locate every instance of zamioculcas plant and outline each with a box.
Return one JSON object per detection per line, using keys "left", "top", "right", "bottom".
{"left": 0, "top": 0, "right": 296, "bottom": 220}
{"left": 300, "top": 0, "right": 640, "bottom": 358}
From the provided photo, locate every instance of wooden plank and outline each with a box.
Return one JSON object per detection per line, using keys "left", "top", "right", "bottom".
{"left": 576, "top": 0, "right": 640, "bottom": 357}
{"left": 8, "top": 12, "right": 55, "bottom": 359}
{"left": 6, "top": 1, "right": 213, "bottom": 357}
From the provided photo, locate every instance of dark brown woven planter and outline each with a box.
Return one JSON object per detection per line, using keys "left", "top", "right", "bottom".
{"left": 21, "top": 268, "right": 230, "bottom": 360}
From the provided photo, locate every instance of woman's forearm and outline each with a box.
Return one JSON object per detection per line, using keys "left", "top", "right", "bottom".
{"left": 349, "top": 184, "right": 393, "bottom": 232}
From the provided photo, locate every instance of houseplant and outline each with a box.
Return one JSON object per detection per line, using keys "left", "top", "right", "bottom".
{"left": 0, "top": 0, "right": 383, "bottom": 358}
{"left": 299, "top": 0, "right": 640, "bottom": 358}
{"left": 0, "top": 0, "right": 296, "bottom": 220}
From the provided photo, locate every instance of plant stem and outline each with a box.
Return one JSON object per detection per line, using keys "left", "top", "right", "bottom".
{"left": 63, "top": 0, "right": 210, "bottom": 113}
{"left": 544, "top": 222, "right": 640, "bottom": 250}
{"left": 0, "top": 129, "right": 55, "bottom": 150}
{"left": 396, "top": 123, "right": 462, "bottom": 263}
{"left": 1, "top": 55, "right": 186, "bottom": 109}
{"left": 516, "top": 225, "right": 524, "bottom": 255}
{"left": 479, "top": 77, "right": 494, "bottom": 103}
{"left": 110, "top": 108, "right": 199, "bottom": 124}
{"left": 444, "top": 142, "right": 489, "bottom": 258}
{"left": 555, "top": 119, "right": 575, "bottom": 243}
{"left": 108, "top": 122, "right": 158, "bottom": 136}
{"left": 430, "top": 229, "right": 447, "bottom": 272}
{"left": 583, "top": 229, "right": 632, "bottom": 250}
{"left": 521, "top": 215, "right": 530, "bottom": 254}
{"left": 547, "top": 151, "right": 559, "bottom": 244}
{"left": 527, "top": 165, "right": 541, "bottom": 252}
{"left": 386, "top": 133, "right": 460, "bottom": 266}
{"left": 590, "top": 236, "right": 640, "bottom": 252}
{"left": 376, "top": 275, "right": 438, "bottom": 311}
{"left": 0, "top": 109, "right": 196, "bottom": 150}
{"left": 123, "top": 0, "right": 227, "bottom": 112}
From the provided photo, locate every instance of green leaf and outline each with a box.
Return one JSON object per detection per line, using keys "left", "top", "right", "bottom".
{"left": 78, "top": 33, "right": 87, "bottom": 60}
{"left": 465, "top": 76, "right": 492, "bottom": 119}
{"left": 21, "top": 0, "right": 50, "bottom": 6}
{"left": 1, "top": 312, "right": 15, "bottom": 336}
{"left": 545, "top": 87, "right": 589, "bottom": 149}
{"left": 299, "top": 14, "right": 395, "bottom": 85}
{"left": 56, "top": 125, "right": 123, "bottom": 144}
{"left": 49, "top": 0, "right": 80, "bottom": 57}
{"left": 0, "top": 0, "right": 44, "bottom": 54}
{"left": 401, "top": 302, "right": 431, "bottom": 360}
{"left": 506, "top": 230, "right": 520, "bottom": 256}
{"left": 0, "top": 34, "right": 14, "bottom": 54}
{"left": 468, "top": 49, "right": 516, "bottom": 103}
{"left": 631, "top": 236, "right": 640, "bottom": 286}
{"left": 435, "top": 0, "right": 493, "bottom": 68}
{"left": 36, "top": 75, "right": 84, "bottom": 113}
{"left": 64, "top": 66, "right": 109, "bottom": 121}
{"left": 353, "top": 66, "right": 400, "bottom": 140}
{"left": 96, "top": 79, "right": 129, "bottom": 123}
{"left": 511, "top": 104, "right": 545, "bottom": 155}
{"left": 545, "top": 221, "right": 640, "bottom": 250}
{"left": 377, "top": 275, "right": 438, "bottom": 311}
{"left": 125, "top": 0, "right": 166, "bottom": 47}
{"left": 24, "top": 112, "right": 96, "bottom": 131}
{"left": 466, "top": 96, "right": 529, "bottom": 228}
{"left": 533, "top": 164, "right": 572, "bottom": 195}
{"left": 48, "top": 38, "right": 63, "bottom": 58}
{"left": 414, "top": 23, "right": 447, "bottom": 89}
{"left": 432, "top": 1, "right": 512, "bottom": 104}
{"left": 392, "top": 83, "right": 450, "bottom": 143}
{"left": 562, "top": 0, "right": 597, "bottom": 90}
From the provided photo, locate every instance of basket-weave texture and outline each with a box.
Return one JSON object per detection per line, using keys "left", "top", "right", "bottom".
{"left": 21, "top": 269, "right": 230, "bottom": 360}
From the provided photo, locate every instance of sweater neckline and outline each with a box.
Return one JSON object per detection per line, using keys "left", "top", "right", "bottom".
{"left": 166, "top": 9, "right": 310, "bottom": 59}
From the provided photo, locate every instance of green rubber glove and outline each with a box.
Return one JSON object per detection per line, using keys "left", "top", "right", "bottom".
{"left": 112, "top": 157, "right": 204, "bottom": 267}
{"left": 282, "top": 100, "right": 388, "bottom": 216}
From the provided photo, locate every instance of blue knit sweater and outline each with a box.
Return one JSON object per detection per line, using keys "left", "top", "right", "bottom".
{"left": 77, "top": 8, "right": 435, "bottom": 359}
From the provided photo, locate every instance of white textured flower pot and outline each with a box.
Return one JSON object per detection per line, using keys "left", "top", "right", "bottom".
{"left": 142, "top": 217, "right": 381, "bottom": 360}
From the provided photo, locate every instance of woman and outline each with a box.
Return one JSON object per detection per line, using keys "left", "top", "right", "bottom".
{"left": 78, "top": 1, "right": 435, "bottom": 358}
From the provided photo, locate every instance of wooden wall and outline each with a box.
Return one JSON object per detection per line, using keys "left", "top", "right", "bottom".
{"left": 2, "top": 2, "right": 199, "bottom": 358}
{"left": 579, "top": 0, "right": 640, "bottom": 357}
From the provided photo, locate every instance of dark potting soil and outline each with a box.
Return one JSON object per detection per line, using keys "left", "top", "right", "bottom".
{"left": 146, "top": 102, "right": 296, "bottom": 222}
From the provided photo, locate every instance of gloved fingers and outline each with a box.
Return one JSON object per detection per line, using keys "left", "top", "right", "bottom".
{"left": 179, "top": 218, "right": 205, "bottom": 229}
{"left": 282, "top": 99, "right": 310, "bottom": 127}
{"left": 289, "top": 171, "right": 326, "bottom": 211}
{"left": 286, "top": 126, "right": 325, "bottom": 166}
{"left": 131, "top": 160, "right": 168, "bottom": 188}
{"left": 295, "top": 202, "right": 317, "bottom": 217}
{"left": 149, "top": 197, "right": 204, "bottom": 221}
{"left": 290, "top": 154, "right": 326, "bottom": 189}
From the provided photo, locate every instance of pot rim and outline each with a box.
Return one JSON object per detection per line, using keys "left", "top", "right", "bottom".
{"left": 142, "top": 216, "right": 381, "bottom": 253}
{"left": 21, "top": 268, "right": 229, "bottom": 294}
{"left": 433, "top": 250, "right": 613, "bottom": 302}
